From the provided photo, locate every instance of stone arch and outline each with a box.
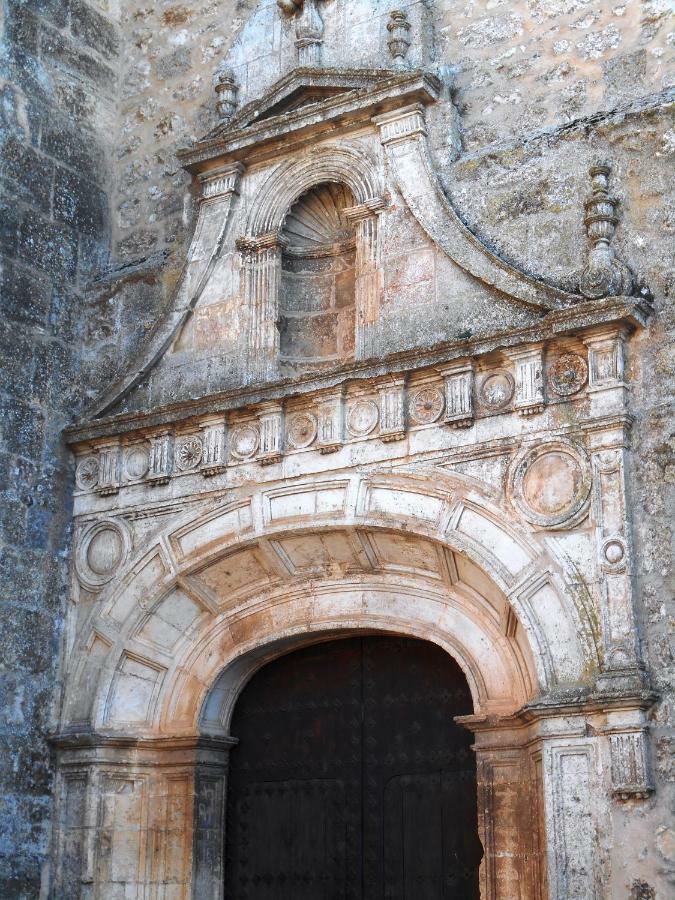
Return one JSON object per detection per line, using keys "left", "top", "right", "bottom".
{"left": 61, "top": 468, "right": 599, "bottom": 739}
{"left": 245, "top": 144, "right": 384, "bottom": 238}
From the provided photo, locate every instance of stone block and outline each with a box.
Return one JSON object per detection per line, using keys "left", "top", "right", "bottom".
{"left": 53, "top": 165, "right": 108, "bottom": 237}
{"left": 17, "top": 209, "right": 78, "bottom": 278}
{"left": 69, "top": 0, "right": 120, "bottom": 60}
{"left": 40, "top": 115, "right": 106, "bottom": 184}
{"left": 40, "top": 23, "right": 117, "bottom": 93}
{"left": 0, "top": 260, "right": 51, "bottom": 328}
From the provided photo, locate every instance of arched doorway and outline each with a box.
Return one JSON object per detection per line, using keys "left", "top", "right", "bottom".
{"left": 224, "top": 635, "right": 483, "bottom": 899}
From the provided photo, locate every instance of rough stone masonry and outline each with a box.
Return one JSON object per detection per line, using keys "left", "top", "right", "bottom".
{"left": 0, "top": 1, "right": 673, "bottom": 898}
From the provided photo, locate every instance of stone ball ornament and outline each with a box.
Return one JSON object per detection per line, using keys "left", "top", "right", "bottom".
{"left": 508, "top": 439, "right": 592, "bottom": 529}
{"left": 75, "top": 518, "right": 131, "bottom": 590}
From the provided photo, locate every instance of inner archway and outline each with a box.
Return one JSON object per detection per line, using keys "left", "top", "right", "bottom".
{"left": 224, "top": 634, "right": 483, "bottom": 899}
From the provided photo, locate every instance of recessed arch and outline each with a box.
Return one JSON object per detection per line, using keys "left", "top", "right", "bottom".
{"left": 246, "top": 144, "right": 384, "bottom": 238}
{"left": 61, "top": 468, "right": 600, "bottom": 741}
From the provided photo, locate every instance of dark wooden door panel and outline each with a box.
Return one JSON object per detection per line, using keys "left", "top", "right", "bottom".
{"left": 224, "top": 636, "right": 481, "bottom": 900}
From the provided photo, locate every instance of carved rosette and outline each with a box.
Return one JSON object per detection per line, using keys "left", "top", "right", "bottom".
{"left": 579, "top": 164, "right": 634, "bottom": 299}
{"left": 409, "top": 387, "right": 444, "bottom": 425}
{"left": 75, "top": 455, "right": 99, "bottom": 491}
{"left": 175, "top": 437, "right": 203, "bottom": 472}
{"left": 548, "top": 353, "right": 588, "bottom": 396}
{"left": 508, "top": 439, "right": 592, "bottom": 529}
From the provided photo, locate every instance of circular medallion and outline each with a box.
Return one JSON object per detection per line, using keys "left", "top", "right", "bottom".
{"left": 75, "top": 518, "right": 131, "bottom": 589}
{"left": 508, "top": 440, "right": 592, "bottom": 529}
{"left": 175, "top": 437, "right": 203, "bottom": 471}
{"left": 346, "top": 400, "right": 379, "bottom": 437}
{"left": 230, "top": 424, "right": 260, "bottom": 459}
{"left": 287, "top": 412, "right": 318, "bottom": 449}
{"left": 480, "top": 371, "right": 515, "bottom": 410}
{"left": 75, "top": 456, "right": 99, "bottom": 491}
{"left": 124, "top": 444, "right": 150, "bottom": 480}
{"left": 548, "top": 353, "right": 588, "bottom": 396}
{"left": 409, "top": 388, "right": 444, "bottom": 425}
{"left": 602, "top": 538, "right": 626, "bottom": 567}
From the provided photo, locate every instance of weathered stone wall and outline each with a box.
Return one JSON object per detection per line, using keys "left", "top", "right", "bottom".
{"left": 0, "top": 1, "right": 119, "bottom": 895}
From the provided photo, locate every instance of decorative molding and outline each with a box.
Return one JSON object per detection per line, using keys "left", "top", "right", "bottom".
{"left": 582, "top": 326, "right": 627, "bottom": 393}
{"left": 373, "top": 105, "right": 579, "bottom": 311}
{"left": 198, "top": 162, "right": 244, "bottom": 203}
{"left": 287, "top": 412, "right": 318, "bottom": 449}
{"left": 479, "top": 371, "right": 514, "bottom": 411}
{"left": 579, "top": 164, "right": 634, "bottom": 300}
{"left": 346, "top": 398, "right": 379, "bottom": 437}
{"left": 76, "top": 455, "right": 99, "bottom": 491}
{"left": 229, "top": 423, "right": 260, "bottom": 461}
{"left": 175, "top": 436, "right": 203, "bottom": 472}
{"left": 124, "top": 442, "right": 150, "bottom": 481}
{"left": 316, "top": 389, "right": 344, "bottom": 453}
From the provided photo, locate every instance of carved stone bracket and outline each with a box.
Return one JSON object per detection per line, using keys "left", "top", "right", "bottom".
{"left": 439, "top": 360, "right": 474, "bottom": 428}
{"left": 608, "top": 729, "right": 654, "bottom": 800}
{"left": 97, "top": 440, "right": 121, "bottom": 495}
{"left": 200, "top": 415, "right": 227, "bottom": 477}
{"left": 257, "top": 402, "right": 284, "bottom": 465}
{"left": 377, "top": 376, "right": 406, "bottom": 441}
{"left": 148, "top": 431, "right": 174, "bottom": 485}
{"left": 316, "top": 388, "right": 344, "bottom": 453}
{"left": 507, "top": 343, "right": 545, "bottom": 416}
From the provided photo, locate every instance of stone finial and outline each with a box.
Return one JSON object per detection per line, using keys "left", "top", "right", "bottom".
{"left": 387, "top": 10, "right": 411, "bottom": 67}
{"left": 215, "top": 68, "right": 238, "bottom": 122}
{"left": 295, "top": 0, "right": 323, "bottom": 66}
{"left": 277, "top": 0, "right": 302, "bottom": 12}
{"left": 579, "top": 163, "right": 634, "bottom": 299}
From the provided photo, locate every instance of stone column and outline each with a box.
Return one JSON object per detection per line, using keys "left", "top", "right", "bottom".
{"left": 50, "top": 733, "right": 235, "bottom": 900}
{"left": 237, "top": 232, "right": 286, "bottom": 385}
{"left": 345, "top": 200, "right": 385, "bottom": 360}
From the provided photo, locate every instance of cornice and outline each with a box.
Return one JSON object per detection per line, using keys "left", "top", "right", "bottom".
{"left": 66, "top": 295, "right": 651, "bottom": 445}
{"left": 178, "top": 67, "right": 441, "bottom": 171}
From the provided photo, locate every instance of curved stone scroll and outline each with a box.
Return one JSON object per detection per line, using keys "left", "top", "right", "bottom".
{"left": 89, "top": 164, "right": 245, "bottom": 418}
{"left": 373, "top": 106, "right": 580, "bottom": 312}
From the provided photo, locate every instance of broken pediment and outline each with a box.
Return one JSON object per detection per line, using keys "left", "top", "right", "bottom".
{"left": 86, "top": 55, "right": 645, "bottom": 420}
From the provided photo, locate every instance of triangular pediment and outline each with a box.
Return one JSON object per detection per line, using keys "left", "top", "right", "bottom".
{"left": 182, "top": 67, "right": 441, "bottom": 168}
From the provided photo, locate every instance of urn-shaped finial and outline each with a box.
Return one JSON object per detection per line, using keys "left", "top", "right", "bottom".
{"left": 295, "top": 0, "right": 324, "bottom": 66}
{"left": 215, "top": 68, "right": 238, "bottom": 122}
{"left": 579, "top": 163, "right": 634, "bottom": 299}
{"left": 387, "top": 10, "right": 411, "bottom": 67}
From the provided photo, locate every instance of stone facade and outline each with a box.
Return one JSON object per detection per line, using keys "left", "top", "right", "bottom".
{"left": 1, "top": 1, "right": 674, "bottom": 898}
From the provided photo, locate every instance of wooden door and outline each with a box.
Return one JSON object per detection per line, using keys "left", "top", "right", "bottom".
{"left": 224, "top": 636, "right": 482, "bottom": 899}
